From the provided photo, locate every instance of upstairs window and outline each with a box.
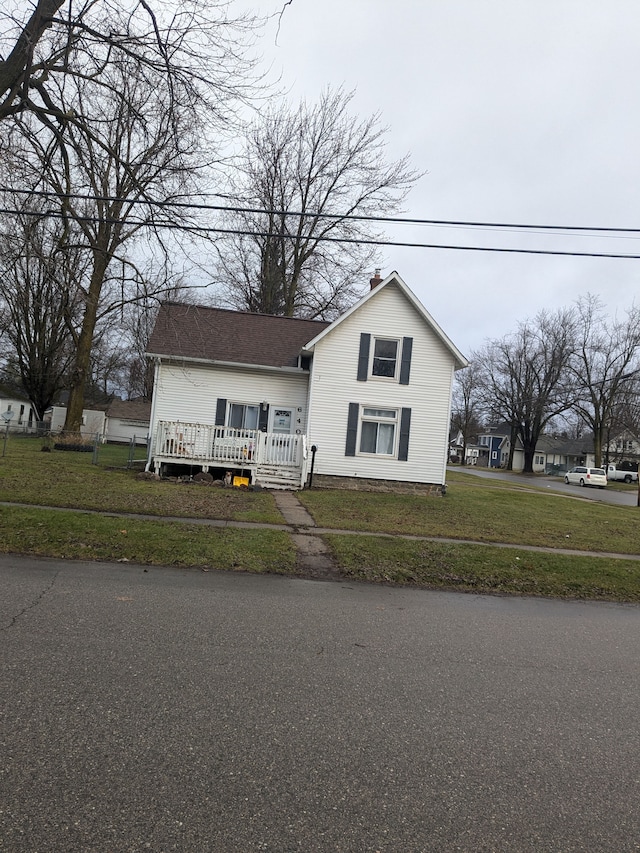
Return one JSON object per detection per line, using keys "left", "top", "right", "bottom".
{"left": 371, "top": 338, "right": 399, "bottom": 379}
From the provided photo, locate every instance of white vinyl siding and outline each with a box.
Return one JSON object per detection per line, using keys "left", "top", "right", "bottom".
{"left": 307, "top": 281, "right": 455, "bottom": 484}
{"left": 150, "top": 362, "right": 309, "bottom": 437}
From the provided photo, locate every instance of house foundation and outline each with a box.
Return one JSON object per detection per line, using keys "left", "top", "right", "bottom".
{"left": 307, "top": 474, "right": 445, "bottom": 496}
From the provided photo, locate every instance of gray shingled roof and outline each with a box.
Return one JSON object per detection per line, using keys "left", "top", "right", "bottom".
{"left": 107, "top": 398, "right": 151, "bottom": 421}
{"left": 146, "top": 303, "right": 330, "bottom": 368}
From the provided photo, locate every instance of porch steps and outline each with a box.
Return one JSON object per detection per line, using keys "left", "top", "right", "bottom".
{"left": 254, "top": 464, "right": 303, "bottom": 491}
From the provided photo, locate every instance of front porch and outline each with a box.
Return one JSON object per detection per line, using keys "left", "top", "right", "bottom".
{"left": 151, "top": 420, "right": 308, "bottom": 489}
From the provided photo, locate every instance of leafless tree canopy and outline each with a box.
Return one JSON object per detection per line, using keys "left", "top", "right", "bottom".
{"left": 215, "top": 86, "right": 421, "bottom": 319}
{"left": 473, "top": 308, "right": 575, "bottom": 473}
{"left": 0, "top": 207, "right": 83, "bottom": 417}
{"left": 451, "top": 364, "right": 483, "bottom": 464}
{"left": 0, "top": 1, "right": 260, "bottom": 123}
{"left": 0, "top": 0, "right": 263, "bottom": 431}
{"left": 568, "top": 295, "right": 640, "bottom": 466}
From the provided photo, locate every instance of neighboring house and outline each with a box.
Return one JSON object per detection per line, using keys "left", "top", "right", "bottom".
{"left": 604, "top": 429, "right": 640, "bottom": 466}
{"left": 145, "top": 271, "right": 468, "bottom": 490}
{"left": 477, "top": 423, "right": 511, "bottom": 468}
{"left": 511, "top": 435, "right": 595, "bottom": 473}
{"left": 449, "top": 429, "right": 465, "bottom": 461}
{"left": 43, "top": 405, "right": 107, "bottom": 439}
{"left": 448, "top": 429, "right": 480, "bottom": 465}
{"left": 0, "top": 386, "right": 37, "bottom": 432}
{"left": 105, "top": 398, "right": 151, "bottom": 444}
{"left": 475, "top": 424, "right": 597, "bottom": 472}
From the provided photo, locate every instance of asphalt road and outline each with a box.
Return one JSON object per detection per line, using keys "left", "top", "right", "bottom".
{"left": 451, "top": 465, "right": 639, "bottom": 507}
{"left": 2, "top": 556, "right": 640, "bottom": 852}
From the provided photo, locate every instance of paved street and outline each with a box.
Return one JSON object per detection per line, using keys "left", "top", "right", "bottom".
{"left": 451, "top": 465, "right": 639, "bottom": 507}
{"left": 1, "top": 555, "right": 640, "bottom": 852}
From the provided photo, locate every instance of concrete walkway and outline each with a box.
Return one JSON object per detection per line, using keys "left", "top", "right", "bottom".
{"left": 270, "top": 490, "right": 339, "bottom": 578}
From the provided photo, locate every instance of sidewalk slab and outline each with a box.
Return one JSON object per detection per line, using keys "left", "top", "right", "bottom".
{"left": 271, "top": 490, "right": 316, "bottom": 527}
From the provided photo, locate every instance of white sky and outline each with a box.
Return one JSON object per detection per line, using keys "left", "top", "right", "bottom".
{"left": 240, "top": 1, "right": 640, "bottom": 357}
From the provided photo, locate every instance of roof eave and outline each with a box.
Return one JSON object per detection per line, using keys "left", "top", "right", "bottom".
{"left": 145, "top": 352, "right": 307, "bottom": 374}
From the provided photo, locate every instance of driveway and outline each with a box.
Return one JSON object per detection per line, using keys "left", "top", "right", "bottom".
{"left": 2, "top": 555, "right": 640, "bottom": 852}
{"left": 450, "top": 465, "right": 639, "bottom": 507}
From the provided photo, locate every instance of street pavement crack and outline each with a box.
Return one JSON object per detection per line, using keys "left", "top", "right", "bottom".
{"left": 1, "top": 570, "right": 60, "bottom": 632}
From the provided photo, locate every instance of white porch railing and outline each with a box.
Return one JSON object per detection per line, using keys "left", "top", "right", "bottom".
{"left": 153, "top": 420, "right": 306, "bottom": 471}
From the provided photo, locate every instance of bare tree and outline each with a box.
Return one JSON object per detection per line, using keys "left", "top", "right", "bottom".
{"left": 451, "top": 363, "right": 483, "bottom": 465}
{"left": 568, "top": 295, "right": 640, "bottom": 467}
{"left": 0, "top": 1, "right": 259, "bottom": 122}
{"left": 215, "top": 86, "right": 420, "bottom": 319}
{"left": 116, "top": 279, "right": 192, "bottom": 400}
{"left": 1, "top": 0, "right": 261, "bottom": 433}
{"left": 0, "top": 0, "right": 66, "bottom": 119}
{"left": 476, "top": 308, "right": 575, "bottom": 473}
{"left": 0, "top": 207, "right": 83, "bottom": 417}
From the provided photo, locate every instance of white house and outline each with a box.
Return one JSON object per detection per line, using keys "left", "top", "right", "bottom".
{"left": 145, "top": 271, "right": 468, "bottom": 491}
{"left": 0, "top": 387, "right": 37, "bottom": 432}
{"left": 105, "top": 398, "right": 151, "bottom": 444}
{"left": 43, "top": 405, "right": 107, "bottom": 438}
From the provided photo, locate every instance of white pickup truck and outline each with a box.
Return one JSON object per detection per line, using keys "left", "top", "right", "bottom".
{"left": 606, "top": 464, "right": 639, "bottom": 484}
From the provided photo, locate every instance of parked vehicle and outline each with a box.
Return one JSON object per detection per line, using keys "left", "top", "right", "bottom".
{"left": 564, "top": 466, "right": 607, "bottom": 488}
{"left": 605, "top": 464, "right": 638, "bottom": 484}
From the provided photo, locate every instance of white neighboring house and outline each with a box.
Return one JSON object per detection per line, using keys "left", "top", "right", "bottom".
{"left": 145, "top": 271, "right": 468, "bottom": 490}
{"left": 0, "top": 388, "right": 37, "bottom": 432}
{"left": 44, "top": 406, "right": 107, "bottom": 439}
{"left": 105, "top": 398, "right": 151, "bottom": 444}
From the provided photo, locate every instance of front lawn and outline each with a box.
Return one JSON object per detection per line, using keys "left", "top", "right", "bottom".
{"left": 325, "top": 534, "right": 640, "bottom": 601}
{"left": 298, "top": 477, "right": 640, "bottom": 554}
{"left": 0, "top": 505, "right": 296, "bottom": 573}
{"left": 0, "top": 436, "right": 282, "bottom": 524}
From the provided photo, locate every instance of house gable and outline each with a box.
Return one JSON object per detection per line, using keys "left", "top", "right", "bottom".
{"left": 305, "top": 276, "right": 466, "bottom": 485}
{"left": 303, "top": 271, "right": 468, "bottom": 370}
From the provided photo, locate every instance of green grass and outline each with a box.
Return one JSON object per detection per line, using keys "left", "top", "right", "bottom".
{"left": 2, "top": 436, "right": 640, "bottom": 600}
{"left": 0, "top": 435, "right": 282, "bottom": 524}
{"left": 325, "top": 535, "right": 640, "bottom": 601}
{"left": 0, "top": 505, "right": 296, "bottom": 573}
{"left": 298, "top": 479, "right": 640, "bottom": 554}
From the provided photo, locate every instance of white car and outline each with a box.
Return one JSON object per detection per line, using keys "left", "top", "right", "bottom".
{"left": 564, "top": 466, "right": 607, "bottom": 488}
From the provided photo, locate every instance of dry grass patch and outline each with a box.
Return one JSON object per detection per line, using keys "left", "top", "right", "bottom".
{"left": 299, "top": 483, "right": 640, "bottom": 554}
{"left": 0, "top": 436, "right": 282, "bottom": 524}
{"left": 0, "top": 505, "right": 296, "bottom": 573}
{"left": 326, "top": 534, "right": 640, "bottom": 601}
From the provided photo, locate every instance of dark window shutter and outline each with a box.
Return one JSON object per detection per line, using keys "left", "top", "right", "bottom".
{"left": 399, "top": 337, "right": 413, "bottom": 385}
{"left": 357, "top": 333, "right": 371, "bottom": 381}
{"left": 398, "top": 407, "right": 411, "bottom": 461}
{"left": 345, "top": 402, "right": 359, "bottom": 456}
{"left": 215, "top": 398, "right": 227, "bottom": 426}
{"left": 258, "top": 404, "right": 269, "bottom": 432}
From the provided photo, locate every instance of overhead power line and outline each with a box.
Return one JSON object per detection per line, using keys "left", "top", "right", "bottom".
{"left": 3, "top": 186, "right": 640, "bottom": 234}
{"left": 2, "top": 205, "right": 640, "bottom": 260}
{"left": 2, "top": 189, "right": 640, "bottom": 259}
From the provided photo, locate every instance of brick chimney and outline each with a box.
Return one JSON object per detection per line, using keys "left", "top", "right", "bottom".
{"left": 369, "top": 269, "right": 383, "bottom": 290}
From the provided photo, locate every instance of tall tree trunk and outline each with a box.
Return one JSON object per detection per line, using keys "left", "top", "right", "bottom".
{"left": 63, "top": 247, "right": 108, "bottom": 434}
{"left": 593, "top": 428, "right": 603, "bottom": 468}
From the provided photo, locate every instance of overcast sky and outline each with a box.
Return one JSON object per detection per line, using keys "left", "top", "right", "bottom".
{"left": 242, "top": 1, "right": 640, "bottom": 357}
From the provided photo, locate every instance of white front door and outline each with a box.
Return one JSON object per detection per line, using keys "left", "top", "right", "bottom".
{"left": 270, "top": 407, "right": 293, "bottom": 435}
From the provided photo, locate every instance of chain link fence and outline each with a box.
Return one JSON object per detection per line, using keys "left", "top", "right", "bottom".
{"left": 39, "top": 429, "right": 149, "bottom": 469}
